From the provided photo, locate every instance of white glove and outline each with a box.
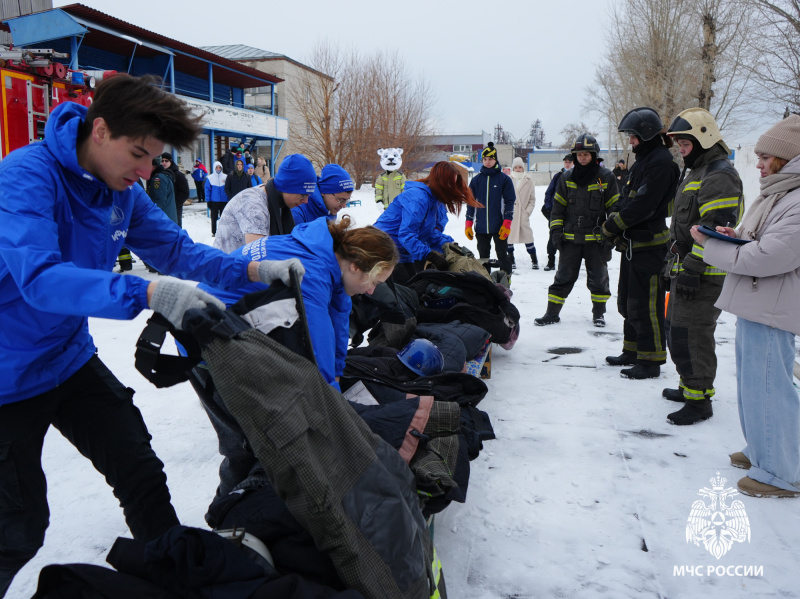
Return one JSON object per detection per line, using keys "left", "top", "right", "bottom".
{"left": 149, "top": 277, "right": 226, "bottom": 330}
{"left": 257, "top": 258, "right": 305, "bottom": 286}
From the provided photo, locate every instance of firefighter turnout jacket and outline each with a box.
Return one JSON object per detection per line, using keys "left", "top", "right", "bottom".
{"left": 375, "top": 171, "right": 406, "bottom": 208}
{"left": 551, "top": 167, "right": 620, "bottom": 244}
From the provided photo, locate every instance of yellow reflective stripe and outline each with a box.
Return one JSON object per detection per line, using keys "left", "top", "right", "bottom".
{"left": 632, "top": 230, "right": 670, "bottom": 248}
{"left": 429, "top": 548, "right": 443, "bottom": 599}
{"left": 613, "top": 213, "right": 626, "bottom": 229}
{"left": 683, "top": 181, "right": 702, "bottom": 191}
{"left": 565, "top": 180, "right": 577, "bottom": 189}
{"left": 638, "top": 350, "right": 667, "bottom": 361}
{"left": 628, "top": 189, "right": 637, "bottom": 197}
{"left": 587, "top": 182, "right": 608, "bottom": 191}
{"left": 691, "top": 243, "right": 705, "bottom": 259}
{"left": 548, "top": 294, "right": 566, "bottom": 304}
{"left": 648, "top": 274, "right": 662, "bottom": 354}
{"left": 623, "top": 340, "right": 637, "bottom": 352}
{"left": 584, "top": 234, "right": 602, "bottom": 241}
{"left": 590, "top": 294, "right": 610, "bottom": 302}
{"left": 671, "top": 261, "right": 684, "bottom": 274}
{"left": 678, "top": 381, "right": 716, "bottom": 399}
{"left": 605, "top": 193, "right": 620, "bottom": 208}
{"left": 564, "top": 233, "right": 575, "bottom": 239}
{"left": 550, "top": 219, "right": 564, "bottom": 228}
{"left": 702, "top": 266, "right": 726, "bottom": 276}
{"left": 393, "top": 175, "right": 404, "bottom": 180}
{"left": 699, "top": 197, "right": 740, "bottom": 217}
{"left": 375, "top": 184, "right": 384, "bottom": 189}
{"left": 554, "top": 192, "right": 567, "bottom": 206}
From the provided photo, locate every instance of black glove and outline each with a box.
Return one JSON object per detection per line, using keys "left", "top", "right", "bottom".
{"left": 550, "top": 229, "right": 563, "bottom": 251}
{"left": 425, "top": 251, "right": 449, "bottom": 271}
{"left": 601, "top": 221, "right": 615, "bottom": 240}
{"left": 675, "top": 271, "right": 701, "bottom": 299}
{"left": 541, "top": 205, "right": 552, "bottom": 219}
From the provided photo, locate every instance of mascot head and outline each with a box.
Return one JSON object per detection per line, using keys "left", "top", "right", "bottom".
{"left": 378, "top": 148, "right": 403, "bottom": 172}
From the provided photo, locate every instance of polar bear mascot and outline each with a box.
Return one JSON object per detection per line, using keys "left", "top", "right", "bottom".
{"left": 375, "top": 148, "right": 407, "bottom": 209}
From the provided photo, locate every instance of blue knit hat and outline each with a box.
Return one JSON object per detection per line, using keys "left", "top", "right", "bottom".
{"left": 318, "top": 164, "right": 354, "bottom": 193}
{"left": 274, "top": 154, "right": 317, "bottom": 194}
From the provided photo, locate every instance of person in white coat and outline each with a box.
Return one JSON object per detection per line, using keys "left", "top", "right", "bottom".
{"left": 695, "top": 115, "right": 800, "bottom": 498}
{"left": 506, "top": 157, "right": 538, "bottom": 269}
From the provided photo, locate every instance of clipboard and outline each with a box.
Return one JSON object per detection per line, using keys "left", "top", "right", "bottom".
{"left": 698, "top": 225, "right": 752, "bottom": 245}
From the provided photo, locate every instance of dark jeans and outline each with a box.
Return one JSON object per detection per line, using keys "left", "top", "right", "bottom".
{"left": 0, "top": 355, "right": 178, "bottom": 597}
{"left": 209, "top": 201, "right": 226, "bottom": 235}
{"left": 476, "top": 232, "right": 511, "bottom": 275}
{"left": 194, "top": 180, "right": 206, "bottom": 202}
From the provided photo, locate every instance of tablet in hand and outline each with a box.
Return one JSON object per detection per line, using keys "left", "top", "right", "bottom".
{"left": 698, "top": 225, "right": 751, "bottom": 245}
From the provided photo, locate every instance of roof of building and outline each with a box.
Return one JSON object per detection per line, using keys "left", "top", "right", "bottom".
{"left": 201, "top": 44, "right": 285, "bottom": 61}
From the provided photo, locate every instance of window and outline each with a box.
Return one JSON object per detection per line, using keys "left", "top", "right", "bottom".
{"left": 453, "top": 144, "right": 470, "bottom": 152}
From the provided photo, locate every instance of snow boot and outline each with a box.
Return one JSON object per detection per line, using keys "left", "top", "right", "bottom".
{"left": 592, "top": 314, "right": 605, "bottom": 327}
{"left": 667, "top": 398, "right": 713, "bottom": 425}
{"left": 730, "top": 451, "right": 751, "bottom": 470}
{"left": 662, "top": 388, "right": 685, "bottom": 402}
{"left": 534, "top": 301, "right": 562, "bottom": 326}
{"left": 620, "top": 363, "right": 660, "bottom": 379}
{"left": 543, "top": 256, "right": 556, "bottom": 271}
{"left": 591, "top": 301, "right": 606, "bottom": 328}
{"left": 529, "top": 248, "right": 539, "bottom": 270}
{"left": 606, "top": 352, "right": 636, "bottom": 366}
{"left": 737, "top": 476, "right": 800, "bottom": 498}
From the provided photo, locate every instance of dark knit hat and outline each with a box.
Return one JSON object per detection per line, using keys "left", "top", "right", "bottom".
{"left": 274, "top": 154, "right": 317, "bottom": 194}
{"left": 160, "top": 152, "right": 172, "bottom": 162}
{"left": 755, "top": 115, "right": 800, "bottom": 161}
{"left": 482, "top": 142, "right": 498, "bottom": 161}
{"left": 318, "top": 164, "right": 354, "bottom": 193}
{"left": 563, "top": 154, "right": 573, "bottom": 162}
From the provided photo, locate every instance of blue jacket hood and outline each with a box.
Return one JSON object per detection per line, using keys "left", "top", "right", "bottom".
{"left": 44, "top": 102, "right": 104, "bottom": 189}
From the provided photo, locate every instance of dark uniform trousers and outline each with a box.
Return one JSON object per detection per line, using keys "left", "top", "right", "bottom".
{"left": 665, "top": 276, "right": 723, "bottom": 399}
{"left": 547, "top": 241, "right": 611, "bottom": 313}
{"left": 476, "top": 232, "right": 511, "bottom": 275}
{"left": 0, "top": 355, "right": 179, "bottom": 596}
{"left": 617, "top": 248, "right": 667, "bottom": 364}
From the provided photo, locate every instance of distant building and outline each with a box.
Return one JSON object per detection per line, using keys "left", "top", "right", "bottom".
{"left": 421, "top": 132, "right": 493, "bottom": 164}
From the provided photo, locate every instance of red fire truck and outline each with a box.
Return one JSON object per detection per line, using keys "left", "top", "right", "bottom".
{"left": 0, "top": 46, "right": 107, "bottom": 160}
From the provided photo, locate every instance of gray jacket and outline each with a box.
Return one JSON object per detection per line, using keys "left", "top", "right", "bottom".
{"left": 704, "top": 157, "right": 800, "bottom": 336}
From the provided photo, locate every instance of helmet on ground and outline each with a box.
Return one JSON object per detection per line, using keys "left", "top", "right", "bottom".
{"left": 667, "top": 107, "right": 729, "bottom": 153}
{"left": 618, "top": 107, "right": 663, "bottom": 141}
{"left": 571, "top": 133, "right": 600, "bottom": 155}
{"left": 397, "top": 339, "right": 444, "bottom": 377}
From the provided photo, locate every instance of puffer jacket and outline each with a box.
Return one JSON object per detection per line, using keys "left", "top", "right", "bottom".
{"left": 704, "top": 155, "right": 800, "bottom": 336}
{"left": 551, "top": 166, "right": 619, "bottom": 244}
{"left": 204, "top": 162, "right": 228, "bottom": 203}
{"left": 466, "top": 165, "right": 516, "bottom": 234}
{"left": 669, "top": 143, "right": 744, "bottom": 280}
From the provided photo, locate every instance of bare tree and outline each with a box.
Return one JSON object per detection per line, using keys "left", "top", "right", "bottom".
{"left": 559, "top": 122, "right": 599, "bottom": 149}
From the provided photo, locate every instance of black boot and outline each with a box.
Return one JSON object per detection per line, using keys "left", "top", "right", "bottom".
{"left": 668, "top": 399, "right": 713, "bottom": 425}
{"left": 620, "top": 363, "right": 660, "bottom": 379}
{"left": 662, "top": 388, "right": 685, "bottom": 402}
{"left": 530, "top": 248, "right": 539, "bottom": 270}
{"left": 543, "top": 257, "right": 556, "bottom": 271}
{"left": 534, "top": 301, "right": 562, "bottom": 326}
{"left": 591, "top": 301, "right": 606, "bottom": 328}
{"left": 606, "top": 352, "right": 636, "bottom": 366}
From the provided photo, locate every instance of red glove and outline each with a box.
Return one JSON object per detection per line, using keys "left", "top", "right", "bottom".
{"left": 498, "top": 219, "right": 512, "bottom": 241}
{"left": 465, "top": 220, "right": 474, "bottom": 241}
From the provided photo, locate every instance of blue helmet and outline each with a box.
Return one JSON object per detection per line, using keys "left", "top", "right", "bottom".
{"left": 398, "top": 339, "right": 444, "bottom": 377}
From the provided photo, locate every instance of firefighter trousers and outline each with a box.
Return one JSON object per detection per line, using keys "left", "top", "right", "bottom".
{"left": 617, "top": 248, "right": 667, "bottom": 364}
{"left": 547, "top": 241, "right": 610, "bottom": 313}
{"left": 665, "top": 276, "right": 723, "bottom": 399}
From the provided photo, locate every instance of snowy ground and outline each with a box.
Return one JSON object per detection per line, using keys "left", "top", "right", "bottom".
{"left": 8, "top": 184, "right": 800, "bottom": 599}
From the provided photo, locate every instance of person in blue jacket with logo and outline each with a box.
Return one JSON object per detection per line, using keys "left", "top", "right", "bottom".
{"left": 0, "top": 74, "right": 301, "bottom": 597}
{"left": 192, "top": 215, "right": 398, "bottom": 503}
{"left": 375, "top": 161, "right": 480, "bottom": 285}
{"left": 292, "top": 163, "right": 354, "bottom": 225}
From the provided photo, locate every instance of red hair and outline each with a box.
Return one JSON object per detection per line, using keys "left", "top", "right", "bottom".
{"left": 417, "top": 162, "right": 482, "bottom": 215}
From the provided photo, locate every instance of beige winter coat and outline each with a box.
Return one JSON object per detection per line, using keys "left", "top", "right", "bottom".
{"left": 254, "top": 157, "right": 270, "bottom": 181}
{"left": 704, "top": 155, "right": 800, "bottom": 336}
{"left": 508, "top": 172, "right": 535, "bottom": 244}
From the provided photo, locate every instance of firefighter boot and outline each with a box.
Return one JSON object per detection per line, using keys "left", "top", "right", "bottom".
{"left": 534, "top": 301, "right": 562, "bottom": 326}
{"left": 667, "top": 398, "right": 713, "bottom": 425}
{"left": 591, "top": 301, "right": 605, "bottom": 328}
{"left": 620, "top": 362, "right": 661, "bottom": 379}
{"left": 662, "top": 388, "right": 685, "bottom": 402}
{"left": 606, "top": 351, "right": 637, "bottom": 366}
{"left": 530, "top": 247, "right": 539, "bottom": 270}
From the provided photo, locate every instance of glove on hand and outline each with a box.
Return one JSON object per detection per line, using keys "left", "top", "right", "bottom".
{"left": 675, "top": 271, "right": 701, "bottom": 299}
{"left": 425, "top": 251, "right": 449, "bottom": 271}
{"left": 257, "top": 258, "right": 305, "bottom": 287}
{"left": 601, "top": 221, "right": 615, "bottom": 240}
{"left": 550, "top": 228, "right": 563, "bottom": 251}
{"left": 465, "top": 220, "right": 474, "bottom": 241}
{"left": 149, "top": 277, "right": 226, "bottom": 330}
{"left": 498, "top": 219, "right": 512, "bottom": 241}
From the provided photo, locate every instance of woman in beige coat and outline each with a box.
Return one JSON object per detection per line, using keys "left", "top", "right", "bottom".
{"left": 254, "top": 156, "right": 270, "bottom": 181}
{"left": 507, "top": 157, "right": 538, "bottom": 269}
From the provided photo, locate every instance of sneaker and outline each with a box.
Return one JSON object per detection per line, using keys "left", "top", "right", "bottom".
{"left": 737, "top": 476, "right": 800, "bottom": 498}
{"left": 667, "top": 399, "right": 712, "bottom": 425}
{"left": 730, "top": 451, "right": 751, "bottom": 470}
{"left": 606, "top": 353, "right": 636, "bottom": 366}
{"left": 592, "top": 315, "right": 605, "bottom": 327}
{"left": 662, "top": 388, "right": 685, "bottom": 402}
{"left": 534, "top": 314, "right": 560, "bottom": 326}
{"left": 620, "top": 363, "right": 660, "bottom": 379}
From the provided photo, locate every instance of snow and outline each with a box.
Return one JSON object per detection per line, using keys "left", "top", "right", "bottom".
{"left": 7, "top": 184, "right": 800, "bottom": 599}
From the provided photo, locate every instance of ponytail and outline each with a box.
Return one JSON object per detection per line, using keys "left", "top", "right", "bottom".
{"left": 328, "top": 216, "right": 398, "bottom": 281}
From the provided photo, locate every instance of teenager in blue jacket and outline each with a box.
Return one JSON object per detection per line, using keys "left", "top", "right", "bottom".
{"left": 292, "top": 163, "right": 354, "bottom": 225}
{"left": 193, "top": 215, "right": 398, "bottom": 501}
{"left": 375, "top": 161, "right": 480, "bottom": 284}
{"left": 0, "top": 74, "right": 301, "bottom": 596}
{"left": 465, "top": 142, "right": 516, "bottom": 276}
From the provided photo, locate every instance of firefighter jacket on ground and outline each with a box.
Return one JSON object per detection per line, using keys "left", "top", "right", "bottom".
{"left": 465, "top": 165, "right": 516, "bottom": 234}
{"left": 375, "top": 170, "right": 407, "bottom": 208}
{"left": 551, "top": 166, "right": 620, "bottom": 244}
{"left": 669, "top": 143, "right": 744, "bottom": 279}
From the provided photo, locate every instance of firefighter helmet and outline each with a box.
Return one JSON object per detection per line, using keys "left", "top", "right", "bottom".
{"left": 397, "top": 338, "right": 444, "bottom": 377}
{"left": 618, "top": 107, "right": 663, "bottom": 141}
{"left": 667, "top": 107, "right": 729, "bottom": 153}
{"left": 571, "top": 133, "right": 600, "bottom": 155}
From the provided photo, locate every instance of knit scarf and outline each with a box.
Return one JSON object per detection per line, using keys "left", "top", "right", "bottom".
{"left": 739, "top": 168, "right": 800, "bottom": 240}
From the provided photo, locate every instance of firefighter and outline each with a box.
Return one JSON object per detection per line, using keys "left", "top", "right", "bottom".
{"left": 603, "top": 107, "right": 680, "bottom": 379}
{"left": 535, "top": 134, "right": 619, "bottom": 326}
{"left": 663, "top": 108, "right": 744, "bottom": 425}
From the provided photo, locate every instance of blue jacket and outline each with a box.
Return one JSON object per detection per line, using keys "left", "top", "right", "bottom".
{"left": 0, "top": 103, "right": 251, "bottom": 405}
{"left": 191, "top": 165, "right": 207, "bottom": 182}
{"left": 204, "top": 163, "right": 228, "bottom": 203}
{"left": 373, "top": 181, "right": 453, "bottom": 263}
{"left": 465, "top": 165, "right": 516, "bottom": 234}
{"left": 292, "top": 187, "right": 334, "bottom": 225}
{"left": 199, "top": 217, "right": 350, "bottom": 389}
{"left": 249, "top": 174, "right": 263, "bottom": 187}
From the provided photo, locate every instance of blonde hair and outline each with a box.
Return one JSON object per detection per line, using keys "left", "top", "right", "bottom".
{"left": 328, "top": 216, "right": 398, "bottom": 281}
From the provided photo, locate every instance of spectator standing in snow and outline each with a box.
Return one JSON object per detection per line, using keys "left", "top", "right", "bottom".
{"left": 613, "top": 159, "right": 629, "bottom": 188}
{"left": 160, "top": 152, "right": 190, "bottom": 227}
{"left": 246, "top": 163, "right": 262, "bottom": 187}
{"left": 254, "top": 155, "right": 270, "bottom": 181}
{"left": 507, "top": 156, "right": 539, "bottom": 269}
{"left": 541, "top": 154, "right": 573, "bottom": 271}
{"left": 696, "top": 116, "right": 800, "bottom": 497}
{"left": 224, "top": 157, "right": 252, "bottom": 201}
{"left": 147, "top": 156, "right": 178, "bottom": 225}
{"left": 204, "top": 161, "right": 227, "bottom": 237}
{"left": 219, "top": 145, "right": 236, "bottom": 175}
{"left": 191, "top": 157, "right": 208, "bottom": 202}
{"left": 293, "top": 163, "right": 354, "bottom": 225}
{"left": 0, "top": 74, "right": 302, "bottom": 597}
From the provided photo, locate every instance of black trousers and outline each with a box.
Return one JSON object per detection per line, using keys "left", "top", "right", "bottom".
{"left": 616, "top": 248, "right": 667, "bottom": 364}
{"left": 476, "top": 232, "right": 511, "bottom": 275}
{"left": 547, "top": 241, "right": 610, "bottom": 311}
{"left": 209, "top": 201, "right": 226, "bottom": 235}
{"left": 0, "top": 356, "right": 179, "bottom": 597}
{"left": 194, "top": 180, "right": 206, "bottom": 202}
